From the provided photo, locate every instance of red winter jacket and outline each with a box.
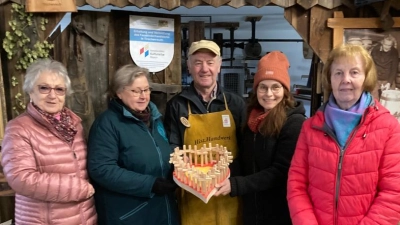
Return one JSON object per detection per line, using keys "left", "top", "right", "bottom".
{"left": 287, "top": 100, "right": 400, "bottom": 225}
{"left": 1, "top": 103, "right": 97, "bottom": 225}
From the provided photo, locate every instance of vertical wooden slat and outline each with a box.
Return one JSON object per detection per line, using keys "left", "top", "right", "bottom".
{"left": 284, "top": 4, "right": 310, "bottom": 44}
{"left": 245, "top": 0, "right": 271, "bottom": 8}
{"left": 332, "top": 11, "right": 343, "bottom": 48}
{"left": 86, "top": 0, "right": 110, "bottom": 8}
{"left": 272, "top": 0, "right": 296, "bottom": 8}
{"left": 110, "top": 0, "right": 130, "bottom": 7}
{"left": 188, "top": 21, "right": 205, "bottom": 46}
{"left": 181, "top": 0, "right": 203, "bottom": 8}
{"left": 317, "top": 0, "right": 342, "bottom": 9}
{"left": 76, "top": 0, "right": 87, "bottom": 6}
{"left": 202, "top": 0, "right": 231, "bottom": 7}
{"left": 160, "top": 0, "right": 180, "bottom": 10}
{"left": 128, "top": 0, "right": 152, "bottom": 8}
{"left": 309, "top": 5, "right": 333, "bottom": 64}
{"left": 164, "top": 15, "right": 181, "bottom": 85}
{"left": 149, "top": 0, "right": 161, "bottom": 8}
{"left": 297, "top": 0, "right": 318, "bottom": 9}
{"left": 227, "top": 0, "right": 246, "bottom": 8}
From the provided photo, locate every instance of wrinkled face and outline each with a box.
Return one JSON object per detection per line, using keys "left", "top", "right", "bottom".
{"left": 382, "top": 39, "right": 393, "bottom": 52}
{"left": 29, "top": 71, "right": 66, "bottom": 114}
{"left": 330, "top": 56, "right": 366, "bottom": 110}
{"left": 117, "top": 75, "right": 150, "bottom": 112}
{"left": 187, "top": 51, "right": 221, "bottom": 90}
{"left": 256, "top": 80, "right": 284, "bottom": 112}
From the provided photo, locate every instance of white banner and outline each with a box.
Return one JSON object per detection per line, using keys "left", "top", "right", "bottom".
{"left": 129, "top": 15, "right": 175, "bottom": 73}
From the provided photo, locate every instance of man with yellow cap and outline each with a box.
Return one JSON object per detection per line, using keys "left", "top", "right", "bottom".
{"left": 164, "top": 40, "right": 245, "bottom": 225}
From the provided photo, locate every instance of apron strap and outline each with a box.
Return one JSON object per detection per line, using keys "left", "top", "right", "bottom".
{"left": 223, "top": 93, "right": 228, "bottom": 110}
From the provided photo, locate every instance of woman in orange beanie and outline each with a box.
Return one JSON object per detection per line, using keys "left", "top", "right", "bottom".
{"left": 215, "top": 51, "right": 306, "bottom": 225}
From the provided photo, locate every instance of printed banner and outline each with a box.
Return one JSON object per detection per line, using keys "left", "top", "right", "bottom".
{"left": 129, "top": 15, "right": 175, "bottom": 73}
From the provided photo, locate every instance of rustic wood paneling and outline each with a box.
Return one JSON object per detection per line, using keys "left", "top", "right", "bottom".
{"left": 128, "top": 0, "right": 152, "bottom": 8}
{"left": 309, "top": 5, "right": 333, "bottom": 64}
{"left": 110, "top": 0, "right": 130, "bottom": 7}
{"left": 245, "top": 0, "right": 271, "bottom": 8}
{"left": 76, "top": 0, "right": 87, "bottom": 6}
{"left": 188, "top": 21, "right": 205, "bottom": 45}
{"left": 284, "top": 4, "right": 310, "bottom": 43}
{"left": 297, "top": 0, "right": 318, "bottom": 9}
{"left": 181, "top": 0, "right": 203, "bottom": 8}
{"left": 86, "top": 0, "right": 110, "bottom": 8}
{"left": 149, "top": 0, "right": 160, "bottom": 8}
{"left": 272, "top": 0, "right": 295, "bottom": 8}
{"left": 202, "top": 0, "right": 231, "bottom": 7}
{"left": 59, "top": 12, "right": 110, "bottom": 135}
{"left": 318, "top": 0, "right": 341, "bottom": 9}
{"left": 228, "top": 0, "right": 246, "bottom": 8}
{"left": 160, "top": 0, "right": 180, "bottom": 10}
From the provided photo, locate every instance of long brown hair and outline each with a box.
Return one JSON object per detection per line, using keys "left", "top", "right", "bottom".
{"left": 245, "top": 87, "right": 295, "bottom": 137}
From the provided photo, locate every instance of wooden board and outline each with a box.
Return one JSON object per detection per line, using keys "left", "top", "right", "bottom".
{"left": 317, "top": 0, "right": 341, "bottom": 9}
{"left": 272, "top": 0, "right": 296, "bottom": 8}
{"left": 297, "top": 0, "right": 318, "bottom": 9}
{"left": 160, "top": 0, "right": 180, "bottom": 10}
{"left": 109, "top": 0, "right": 130, "bottom": 7}
{"left": 25, "top": 0, "right": 76, "bottom": 12}
{"left": 227, "top": 0, "right": 246, "bottom": 8}
{"left": 0, "top": 56, "right": 7, "bottom": 145}
{"left": 85, "top": 0, "right": 110, "bottom": 9}
{"left": 309, "top": 5, "right": 333, "bottom": 64}
{"left": 202, "top": 0, "right": 231, "bottom": 7}
{"left": 128, "top": 0, "right": 151, "bottom": 8}
{"left": 181, "top": 0, "right": 203, "bottom": 8}
{"left": 245, "top": 0, "right": 272, "bottom": 8}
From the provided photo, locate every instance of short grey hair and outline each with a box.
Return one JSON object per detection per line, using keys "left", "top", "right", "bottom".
{"left": 108, "top": 64, "right": 150, "bottom": 99}
{"left": 23, "top": 58, "right": 72, "bottom": 95}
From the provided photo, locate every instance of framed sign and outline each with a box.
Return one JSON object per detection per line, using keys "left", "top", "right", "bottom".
{"left": 25, "top": 0, "right": 77, "bottom": 13}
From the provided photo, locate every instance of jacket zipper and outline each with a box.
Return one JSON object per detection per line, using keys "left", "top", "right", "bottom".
{"left": 146, "top": 123, "right": 172, "bottom": 224}
{"left": 253, "top": 133, "right": 258, "bottom": 225}
{"left": 314, "top": 108, "right": 370, "bottom": 225}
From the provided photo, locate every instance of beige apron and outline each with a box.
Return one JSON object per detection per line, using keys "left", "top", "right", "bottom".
{"left": 179, "top": 94, "right": 242, "bottom": 225}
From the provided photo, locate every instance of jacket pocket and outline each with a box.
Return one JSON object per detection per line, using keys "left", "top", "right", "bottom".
{"left": 119, "top": 202, "right": 148, "bottom": 221}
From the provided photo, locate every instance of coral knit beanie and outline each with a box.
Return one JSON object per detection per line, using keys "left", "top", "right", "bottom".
{"left": 253, "top": 51, "right": 291, "bottom": 91}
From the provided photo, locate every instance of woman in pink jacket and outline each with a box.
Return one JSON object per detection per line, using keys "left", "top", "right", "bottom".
{"left": 287, "top": 44, "right": 400, "bottom": 225}
{"left": 1, "top": 59, "right": 97, "bottom": 225}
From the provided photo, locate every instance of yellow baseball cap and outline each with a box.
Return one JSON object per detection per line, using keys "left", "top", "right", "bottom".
{"left": 188, "top": 40, "right": 220, "bottom": 56}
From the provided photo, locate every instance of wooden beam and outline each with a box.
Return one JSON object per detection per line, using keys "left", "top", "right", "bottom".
{"left": 309, "top": 5, "right": 333, "bottom": 64}
{"left": 181, "top": 0, "right": 203, "bottom": 8}
{"left": 228, "top": 0, "right": 246, "bottom": 8}
{"left": 297, "top": 0, "right": 318, "bottom": 10}
{"left": 109, "top": 0, "right": 130, "bottom": 7}
{"left": 188, "top": 21, "right": 205, "bottom": 45}
{"left": 160, "top": 0, "right": 180, "bottom": 10}
{"left": 317, "top": 0, "right": 341, "bottom": 9}
{"left": 128, "top": 0, "right": 151, "bottom": 8}
{"left": 182, "top": 22, "right": 239, "bottom": 29}
{"left": 246, "top": 0, "right": 272, "bottom": 8}
{"left": 202, "top": 0, "right": 231, "bottom": 7}
{"left": 284, "top": 4, "right": 310, "bottom": 43}
{"left": 328, "top": 17, "right": 400, "bottom": 28}
{"left": 272, "top": 0, "right": 296, "bottom": 8}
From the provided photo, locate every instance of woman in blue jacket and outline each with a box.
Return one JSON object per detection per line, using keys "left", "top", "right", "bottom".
{"left": 87, "top": 64, "right": 179, "bottom": 225}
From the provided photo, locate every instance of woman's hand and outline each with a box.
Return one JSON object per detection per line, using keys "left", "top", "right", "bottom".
{"left": 214, "top": 179, "right": 231, "bottom": 196}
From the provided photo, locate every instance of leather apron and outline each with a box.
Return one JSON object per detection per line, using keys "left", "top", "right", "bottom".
{"left": 179, "top": 94, "right": 242, "bottom": 225}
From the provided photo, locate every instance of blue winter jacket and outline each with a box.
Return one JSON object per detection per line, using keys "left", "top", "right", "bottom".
{"left": 87, "top": 99, "right": 179, "bottom": 225}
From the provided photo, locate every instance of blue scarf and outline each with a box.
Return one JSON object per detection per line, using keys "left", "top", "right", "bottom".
{"left": 324, "top": 92, "right": 372, "bottom": 148}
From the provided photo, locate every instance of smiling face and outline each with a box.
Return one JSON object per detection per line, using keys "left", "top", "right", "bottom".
{"left": 330, "top": 56, "right": 366, "bottom": 110}
{"left": 117, "top": 75, "right": 150, "bottom": 112}
{"left": 187, "top": 51, "right": 221, "bottom": 91}
{"left": 256, "top": 80, "right": 284, "bottom": 112}
{"left": 29, "top": 71, "right": 66, "bottom": 114}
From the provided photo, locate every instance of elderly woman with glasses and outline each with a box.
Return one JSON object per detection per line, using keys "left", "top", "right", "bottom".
{"left": 87, "top": 64, "right": 179, "bottom": 225}
{"left": 1, "top": 59, "right": 97, "bottom": 225}
{"left": 214, "top": 51, "right": 306, "bottom": 225}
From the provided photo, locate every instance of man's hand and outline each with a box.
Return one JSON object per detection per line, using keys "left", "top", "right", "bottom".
{"left": 214, "top": 179, "right": 231, "bottom": 196}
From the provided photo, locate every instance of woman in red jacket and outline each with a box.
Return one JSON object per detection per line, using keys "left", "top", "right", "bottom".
{"left": 1, "top": 59, "right": 97, "bottom": 225}
{"left": 287, "top": 44, "right": 400, "bottom": 225}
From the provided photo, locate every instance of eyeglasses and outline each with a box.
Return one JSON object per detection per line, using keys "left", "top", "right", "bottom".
{"left": 38, "top": 85, "right": 66, "bottom": 96}
{"left": 257, "top": 84, "right": 283, "bottom": 94}
{"left": 127, "top": 88, "right": 152, "bottom": 97}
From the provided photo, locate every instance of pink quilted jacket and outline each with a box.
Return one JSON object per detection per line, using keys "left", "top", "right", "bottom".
{"left": 287, "top": 100, "right": 400, "bottom": 225}
{"left": 1, "top": 103, "right": 97, "bottom": 225}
